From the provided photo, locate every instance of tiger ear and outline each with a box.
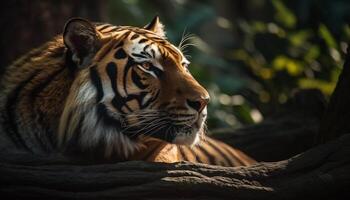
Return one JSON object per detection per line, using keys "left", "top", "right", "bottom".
{"left": 63, "top": 18, "right": 101, "bottom": 68}
{"left": 144, "top": 16, "right": 166, "bottom": 38}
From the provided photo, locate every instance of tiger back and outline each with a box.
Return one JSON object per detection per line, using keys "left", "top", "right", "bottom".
{"left": 0, "top": 17, "right": 255, "bottom": 167}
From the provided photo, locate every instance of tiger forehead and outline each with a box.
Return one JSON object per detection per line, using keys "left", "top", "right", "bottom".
{"left": 124, "top": 30, "right": 184, "bottom": 62}
{"left": 96, "top": 24, "right": 163, "bottom": 40}
{"left": 96, "top": 24, "right": 187, "bottom": 64}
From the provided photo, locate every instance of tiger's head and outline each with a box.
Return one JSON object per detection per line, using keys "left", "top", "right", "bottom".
{"left": 58, "top": 17, "right": 209, "bottom": 158}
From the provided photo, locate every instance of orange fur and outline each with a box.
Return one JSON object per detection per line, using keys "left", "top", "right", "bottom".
{"left": 0, "top": 19, "right": 255, "bottom": 166}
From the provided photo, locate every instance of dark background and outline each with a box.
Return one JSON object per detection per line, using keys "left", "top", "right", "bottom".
{"left": 1, "top": 0, "right": 349, "bottom": 133}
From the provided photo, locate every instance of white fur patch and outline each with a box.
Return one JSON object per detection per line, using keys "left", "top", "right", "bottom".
{"left": 76, "top": 82, "right": 97, "bottom": 103}
{"left": 59, "top": 76, "right": 141, "bottom": 159}
{"left": 172, "top": 107, "right": 207, "bottom": 146}
{"left": 79, "top": 106, "right": 139, "bottom": 158}
{"left": 172, "top": 130, "right": 200, "bottom": 146}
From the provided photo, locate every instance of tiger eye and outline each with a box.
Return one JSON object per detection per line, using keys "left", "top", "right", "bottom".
{"left": 142, "top": 62, "right": 151, "bottom": 70}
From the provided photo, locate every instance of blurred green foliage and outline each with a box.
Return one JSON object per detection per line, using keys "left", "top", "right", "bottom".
{"left": 106, "top": 0, "right": 350, "bottom": 131}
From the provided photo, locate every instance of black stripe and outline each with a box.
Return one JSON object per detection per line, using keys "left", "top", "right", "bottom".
{"left": 125, "top": 92, "right": 147, "bottom": 110}
{"left": 106, "top": 62, "right": 118, "bottom": 91}
{"left": 197, "top": 145, "right": 216, "bottom": 165}
{"left": 188, "top": 147, "right": 204, "bottom": 163}
{"left": 98, "top": 24, "right": 111, "bottom": 31}
{"left": 123, "top": 57, "right": 135, "bottom": 97}
{"left": 130, "top": 33, "right": 140, "bottom": 40}
{"left": 106, "top": 62, "right": 123, "bottom": 112}
{"left": 149, "top": 65, "right": 163, "bottom": 78}
{"left": 141, "top": 90, "right": 159, "bottom": 109}
{"left": 151, "top": 49, "right": 156, "bottom": 58}
{"left": 206, "top": 139, "right": 233, "bottom": 166}
{"left": 4, "top": 71, "right": 40, "bottom": 151}
{"left": 115, "top": 48, "right": 127, "bottom": 59}
{"left": 105, "top": 62, "right": 130, "bottom": 113}
{"left": 141, "top": 51, "right": 152, "bottom": 58}
{"left": 154, "top": 39, "right": 167, "bottom": 45}
{"left": 178, "top": 147, "right": 189, "bottom": 161}
{"left": 143, "top": 44, "right": 150, "bottom": 52}
{"left": 221, "top": 145, "right": 244, "bottom": 166}
{"left": 89, "top": 66, "right": 104, "bottom": 102}
{"left": 111, "top": 99, "right": 128, "bottom": 114}
{"left": 131, "top": 69, "right": 147, "bottom": 90}
{"left": 131, "top": 53, "right": 147, "bottom": 59}
{"left": 139, "top": 38, "right": 148, "bottom": 43}
{"left": 124, "top": 31, "right": 132, "bottom": 39}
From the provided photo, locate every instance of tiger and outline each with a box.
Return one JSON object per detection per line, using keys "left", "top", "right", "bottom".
{"left": 0, "top": 16, "right": 255, "bottom": 166}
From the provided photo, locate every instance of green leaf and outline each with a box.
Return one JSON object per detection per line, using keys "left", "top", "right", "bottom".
{"left": 288, "top": 30, "right": 313, "bottom": 47}
{"left": 318, "top": 24, "right": 337, "bottom": 49}
{"left": 272, "top": 0, "right": 296, "bottom": 28}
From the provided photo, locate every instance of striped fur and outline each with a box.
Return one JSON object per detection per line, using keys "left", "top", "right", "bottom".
{"left": 0, "top": 17, "right": 255, "bottom": 166}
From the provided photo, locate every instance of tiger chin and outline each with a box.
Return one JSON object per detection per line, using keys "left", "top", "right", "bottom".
{"left": 0, "top": 16, "right": 255, "bottom": 166}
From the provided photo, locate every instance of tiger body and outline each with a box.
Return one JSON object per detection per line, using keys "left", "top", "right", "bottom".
{"left": 0, "top": 17, "right": 254, "bottom": 166}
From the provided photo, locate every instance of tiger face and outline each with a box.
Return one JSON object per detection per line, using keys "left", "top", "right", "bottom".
{"left": 59, "top": 17, "right": 209, "bottom": 157}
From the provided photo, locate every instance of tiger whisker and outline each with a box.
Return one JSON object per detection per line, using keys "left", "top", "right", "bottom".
{"left": 121, "top": 117, "right": 161, "bottom": 132}
{"left": 140, "top": 122, "right": 168, "bottom": 137}
{"left": 179, "top": 32, "right": 195, "bottom": 48}
{"left": 123, "top": 117, "right": 158, "bottom": 128}
{"left": 119, "top": 110, "right": 164, "bottom": 116}
{"left": 130, "top": 122, "right": 167, "bottom": 139}
{"left": 125, "top": 115, "right": 159, "bottom": 125}
{"left": 180, "top": 43, "right": 197, "bottom": 51}
{"left": 178, "top": 28, "right": 189, "bottom": 48}
{"left": 134, "top": 118, "right": 168, "bottom": 134}
{"left": 142, "top": 121, "right": 172, "bottom": 139}
{"left": 178, "top": 29, "right": 198, "bottom": 52}
{"left": 125, "top": 118, "right": 169, "bottom": 138}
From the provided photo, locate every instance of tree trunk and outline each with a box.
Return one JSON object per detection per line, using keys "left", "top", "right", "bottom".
{"left": 317, "top": 47, "right": 350, "bottom": 143}
{"left": 1, "top": 134, "right": 349, "bottom": 199}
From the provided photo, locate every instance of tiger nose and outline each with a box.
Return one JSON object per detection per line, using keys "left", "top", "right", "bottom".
{"left": 186, "top": 96, "right": 210, "bottom": 113}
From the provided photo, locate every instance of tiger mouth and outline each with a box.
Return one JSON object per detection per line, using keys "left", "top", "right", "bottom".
{"left": 120, "top": 111, "right": 204, "bottom": 143}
